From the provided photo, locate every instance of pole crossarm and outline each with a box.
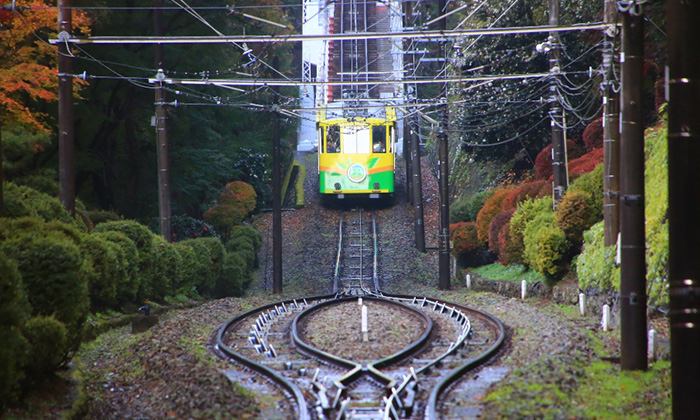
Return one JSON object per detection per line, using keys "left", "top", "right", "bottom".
{"left": 51, "top": 23, "right": 608, "bottom": 45}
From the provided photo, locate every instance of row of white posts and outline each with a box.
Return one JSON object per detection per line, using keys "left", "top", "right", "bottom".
{"left": 464, "top": 273, "right": 660, "bottom": 361}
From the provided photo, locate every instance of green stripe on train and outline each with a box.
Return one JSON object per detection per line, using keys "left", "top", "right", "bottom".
{"left": 320, "top": 170, "right": 394, "bottom": 194}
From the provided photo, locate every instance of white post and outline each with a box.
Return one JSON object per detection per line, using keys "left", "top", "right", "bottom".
{"left": 648, "top": 329, "right": 657, "bottom": 362}
{"left": 521, "top": 280, "right": 527, "bottom": 299}
{"left": 602, "top": 304, "right": 611, "bottom": 331}
{"left": 466, "top": 273, "right": 471, "bottom": 289}
{"left": 358, "top": 297, "right": 363, "bottom": 306}
{"left": 361, "top": 305, "right": 368, "bottom": 342}
{"left": 579, "top": 293, "right": 586, "bottom": 316}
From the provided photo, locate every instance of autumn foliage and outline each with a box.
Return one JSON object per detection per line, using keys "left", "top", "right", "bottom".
{"left": 203, "top": 182, "right": 257, "bottom": 240}
{"left": 582, "top": 118, "right": 603, "bottom": 151}
{"left": 568, "top": 148, "right": 604, "bottom": 178}
{"left": 475, "top": 188, "right": 511, "bottom": 243}
{"left": 488, "top": 208, "right": 515, "bottom": 257}
{"left": 451, "top": 222, "right": 482, "bottom": 262}
{"left": 534, "top": 139, "right": 580, "bottom": 180}
{"left": 501, "top": 180, "right": 551, "bottom": 211}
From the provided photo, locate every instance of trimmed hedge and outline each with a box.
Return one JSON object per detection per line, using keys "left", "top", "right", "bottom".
{"left": 476, "top": 188, "right": 512, "bottom": 243}
{"left": 577, "top": 221, "right": 619, "bottom": 292}
{"left": 450, "top": 190, "right": 495, "bottom": 223}
{"left": 92, "top": 231, "right": 140, "bottom": 308}
{"left": 451, "top": 222, "right": 482, "bottom": 263}
{"left": 522, "top": 212, "right": 569, "bottom": 278}
{"left": 79, "top": 235, "right": 120, "bottom": 312}
{"left": 556, "top": 190, "right": 598, "bottom": 249}
{"left": 488, "top": 209, "right": 516, "bottom": 258}
{"left": 506, "top": 197, "right": 553, "bottom": 265}
{"left": 2, "top": 182, "right": 88, "bottom": 231}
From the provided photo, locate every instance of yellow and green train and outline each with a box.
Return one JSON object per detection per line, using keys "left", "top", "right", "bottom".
{"left": 317, "top": 105, "right": 397, "bottom": 200}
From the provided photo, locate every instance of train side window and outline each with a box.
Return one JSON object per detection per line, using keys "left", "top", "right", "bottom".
{"left": 326, "top": 126, "right": 340, "bottom": 153}
{"left": 372, "top": 125, "right": 387, "bottom": 153}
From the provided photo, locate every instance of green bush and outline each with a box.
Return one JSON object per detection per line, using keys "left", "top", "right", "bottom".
{"left": 93, "top": 220, "right": 157, "bottom": 301}
{"left": 226, "top": 236, "right": 257, "bottom": 269}
{"left": 231, "top": 225, "right": 263, "bottom": 253}
{"left": 173, "top": 242, "right": 206, "bottom": 298}
{"left": 177, "top": 239, "right": 218, "bottom": 296}
{"left": 645, "top": 125, "right": 669, "bottom": 306}
{"left": 93, "top": 231, "right": 140, "bottom": 308}
{"left": 506, "top": 197, "right": 553, "bottom": 265}
{"left": 2, "top": 182, "right": 88, "bottom": 231}
{"left": 0, "top": 218, "right": 88, "bottom": 348}
{"left": 569, "top": 162, "right": 604, "bottom": 223}
{"left": 523, "top": 212, "right": 569, "bottom": 278}
{"left": 152, "top": 236, "right": 179, "bottom": 301}
{"left": 21, "top": 316, "right": 68, "bottom": 387}
{"left": 577, "top": 221, "right": 620, "bottom": 292}
{"left": 556, "top": 190, "right": 598, "bottom": 249}
{"left": 79, "top": 235, "right": 120, "bottom": 312}
{"left": 450, "top": 190, "right": 495, "bottom": 223}
{"left": 170, "top": 215, "right": 217, "bottom": 242}
{"left": 86, "top": 210, "right": 121, "bottom": 226}
{"left": 0, "top": 251, "right": 30, "bottom": 407}
{"left": 214, "top": 252, "right": 250, "bottom": 298}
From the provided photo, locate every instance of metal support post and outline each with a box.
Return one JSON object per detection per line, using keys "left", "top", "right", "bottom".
{"left": 667, "top": 0, "right": 700, "bottom": 415}
{"left": 619, "top": 3, "right": 646, "bottom": 371}
{"left": 58, "top": 0, "right": 75, "bottom": 215}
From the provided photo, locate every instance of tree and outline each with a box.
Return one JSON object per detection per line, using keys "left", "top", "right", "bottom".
{"left": 0, "top": 1, "right": 90, "bottom": 215}
{"left": 203, "top": 181, "right": 257, "bottom": 240}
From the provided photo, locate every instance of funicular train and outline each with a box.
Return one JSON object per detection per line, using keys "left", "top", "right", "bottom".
{"left": 317, "top": 102, "right": 397, "bottom": 200}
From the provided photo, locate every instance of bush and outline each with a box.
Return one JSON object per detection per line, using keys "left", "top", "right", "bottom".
{"left": 86, "top": 210, "right": 121, "bottom": 226}
{"left": 92, "top": 231, "right": 140, "bottom": 308}
{"left": 0, "top": 218, "right": 88, "bottom": 348}
{"left": 173, "top": 242, "right": 206, "bottom": 298}
{"left": 488, "top": 209, "right": 516, "bottom": 257}
{"left": 476, "top": 188, "right": 512, "bottom": 243}
{"left": 645, "top": 125, "right": 669, "bottom": 306}
{"left": 21, "top": 316, "right": 67, "bottom": 387}
{"left": 176, "top": 239, "right": 218, "bottom": 296}
{"left": 93, "top": 220, "right": 157, "bottom": 300}
{"left": 506, "top": 197, "right": 553, "bottom": 265}
{"left": 582, "top": 117, "right": 603, "bottom": 151}
{"left": 534, "top": 140, "right": 580, "bottom": 180}
{"left": 231, "top": 225, "right": 263, "bottom": 253}
{"left": 214, "top": 253, "right": 250, "bottom": 298}
{"left": 226, "top": 236, "right": 257, "bottom": 269}
{"left": 152, "top": 236, "right": 179, "bottom": 301}
{"left": 522, "top": 212, "right": 569, "bottom": 278}
{"left": 577, "top": 221, "right": 619, "bottom": 292}
{"left": 450, "top": 190, "right": 495, "bottom": 223}
{"left": 0, "top": 252, "right": 30, "bottom": 406}
{"left": 501, "top": 180, "right": 551, "bottom": 211}
{"left": 170, "top": 215, "right": 217, "bottom": 242}
{"left": 2, "top": 182, "right": 88, "bottom": 231}
{"left": 568, "top": 148, "right": 604, "bottom": 178}
{"left": 79, "top": 235, "right": 120, "bottom": 312}
{"left": 556, "top": 190, "right": 598, "bottom": 249}
{"left": 204, "top": 181, "right": 257, "bottom": 240}
{"left": 569, "top": 162, "right": 603, "bottom": 222}
{"left": 451, "top": 222, "right": 482, "bottom": 263}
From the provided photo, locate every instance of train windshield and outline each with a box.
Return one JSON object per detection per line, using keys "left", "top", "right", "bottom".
{"left": 326, "top": 126, "right": 340, "bottom": 153}
{"left": 372, "top": 125, "right": 387, "bottom": 153}
{"left": 342, "top": 125, "right": 370, "bottom": 154}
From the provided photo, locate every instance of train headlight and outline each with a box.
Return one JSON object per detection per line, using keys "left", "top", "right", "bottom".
{"left": 373, "top": 182, "right": 380, "bottom": 190}
{"left": 334, "top": 182, "right": 342, "bottom": 190}
{"left": 347, "top": 163, "right": 367, "bottom": 183}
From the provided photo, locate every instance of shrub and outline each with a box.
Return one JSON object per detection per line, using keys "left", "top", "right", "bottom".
{"left": 79, "top": 235, "right": 120, "bottom": 312}
{"left": 501, "top": 180, "right": 550, "bottom": 211}
{"left": 534, "top": 140, "right": 580, "bottom": 180}
{"left": 92, "top": 231, "right": 140, "bottom": 308}
{"left": 2, "top": 182, "right": 87, "bottom": 231}
{"left": 21, "top": 316, "right": 67, "bottom": 387}
{"left": 226, "top": 236, "right": 257, "bottom": 269}
{"left": 93, "top": 220, "right": 157, "bottom": 300}
{"left": 214, "top": 253, "right": 250, "bottom": 298}
{"left": 170, "top": 215, "right": 217, "bottom": 242}
{"left": 204, "top": 181, "right": 257, "bottom": 240}
{"left": 0, "top": 218, "right": 88, "bottom": 348}
{"left": 450, "top": 190, "right": 495, "bottom": 223}
{"left": 177, "top": 239, "right": 217, "bottom": 296}
{"left": 582, "top": 117, "right": 603, "bottom": 151}
{"left": 645, "top": 125, "right": 669, "bottom": 306}
{"left": 152, "top": 236, "right": 179, "bottom": 301}
{"left": 522, "top": 212, "right": 569, "bottom": 278}
{"left": 577, "top": 221, "right": 620, "bottom": 292}
{"left": 451, "top": 222, "right": 482, "bottom": 263}
{"left": 476, "top": 188, "right": 512, "bottom": 243}
{"left": 86, "top": 210, "right": 121, "bottom": 226}
{"left": 569, "top": 162, "right": 603, "bottom": 222}
{"left": 231, "top": 225, "right": 263, "bottom": 253}
{"left": 507, "top": 197, "right": 553, "bottom": 265}
{"left": 497, "top": 221, "right": 513, "bottom": 264}
{"left": 173, "top": 242, "right": 206, "bottom": 298}
{"left": 0, "top": 252, "right": 30, "bottom": 406}
{"left": 489, "top": 209, "right": 516, "bottom": 257}
{"left": 568, "top": 148, "right": 604, "bottom": 178}
{"left": 556, "top": 190, "right": 598, "bottom": 248}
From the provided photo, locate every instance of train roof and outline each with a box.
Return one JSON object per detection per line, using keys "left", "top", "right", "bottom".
{"left": 318, "top": 101, "right": 396, "bottom": 123}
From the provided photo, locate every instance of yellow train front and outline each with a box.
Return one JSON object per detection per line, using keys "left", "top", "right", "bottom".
{"left": 317, "top": 106, "right": 397, "bottom": 200}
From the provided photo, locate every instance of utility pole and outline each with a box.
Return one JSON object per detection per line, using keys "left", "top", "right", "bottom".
{"left": 549, "top": 0, "right": 568, "bottom": 205}
{"left": 618, "top": 1, "right": 646, "bottom": 371}
{"left": 437, "top": 0, "right": 450, "bottom": 289}
{"left": 58, "top": 0, "right": 75, "bottom": 215}
{"left": 410, "top": 124, "right": 426, "bottom": 253}
{"left": 403, "top": 1, "right": 413, "bottom": 205}
{"left": 602, "top": 0, "right": 620, "bottom": 246}
{"left": 667, "top": 0, "right": 700, "bottom": 416}
{"left": 404, "top": 120, "right": 413, "bottom": 204}
{"left": 154, "top": 0, "right": 172, "bottom": 242}
{"left": 272, "top": 107, "right": 282, "bottom": 294}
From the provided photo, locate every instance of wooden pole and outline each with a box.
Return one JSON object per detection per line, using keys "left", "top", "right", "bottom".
{"left": 58, "top": 0, "right": 75, "bottom": 215}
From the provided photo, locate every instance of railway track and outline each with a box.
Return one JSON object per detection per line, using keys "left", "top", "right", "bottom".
{"left": 215, "top": 209, "right": 506, "bottom": 420}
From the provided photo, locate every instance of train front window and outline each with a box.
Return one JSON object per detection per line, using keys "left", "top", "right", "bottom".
{"left": 372, "top": 126, "right": 387, "bottom": 153}
{"left": 342, "top": 126, "right": 370, "bottom": 154}
{"left": 326, "top": 126, "right": 340, "bottom": 153}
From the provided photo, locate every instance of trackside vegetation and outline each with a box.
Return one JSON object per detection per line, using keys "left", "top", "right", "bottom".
{"left": 0, "top": 182, "right": 261, "bottom": 411}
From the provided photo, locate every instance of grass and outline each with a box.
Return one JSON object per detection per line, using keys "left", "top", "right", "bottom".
{"left": 470, "top": 263, "right": 547, "bottom": 284}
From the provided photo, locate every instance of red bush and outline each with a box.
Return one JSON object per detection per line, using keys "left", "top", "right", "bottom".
{"left": 498, "top": 221, "right": 512, "bottom": 264}
{"left": 502, "top": 180, "right": 550, "bottom": 211}
{"left": 568, "top": 148, "right": 604, "bottom": 178}
{"left": 452, "top": 222, "right": 481, "bottom": 259}
{"left": 582, "top": 118, "right": 603, "bottom": 151}
{"left": 488, "top": 208, "right": 516, "bottom": 257}
{"left": 476, "top": 188, "right": 511, "bottom": 243}
{"left": 534, "top": 139, "right": 581, "bottom": 180}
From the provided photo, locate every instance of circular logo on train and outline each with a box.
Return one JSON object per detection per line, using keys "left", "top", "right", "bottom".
{"left": 347, "top": 163, "right": 367, "bottom": 183}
